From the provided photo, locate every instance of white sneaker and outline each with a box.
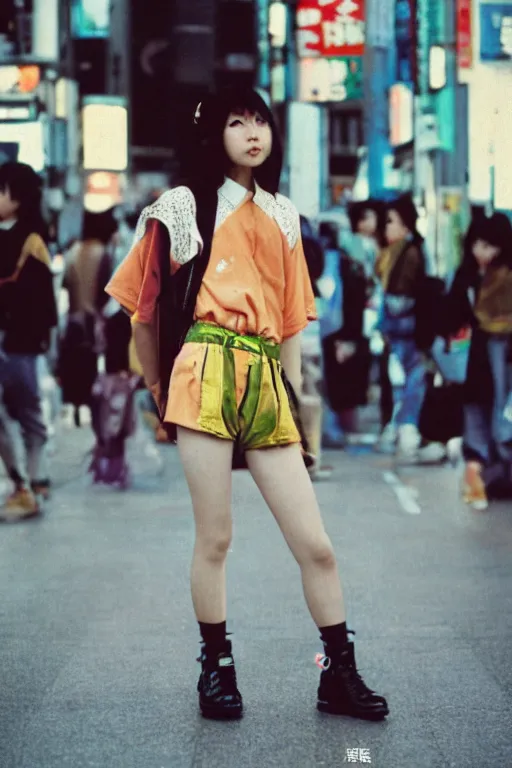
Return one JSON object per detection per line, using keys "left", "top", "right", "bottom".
{"left": 375, "top": 423, "right": 397, "bottom": 454}
{"left": 417, "top": 442, "right": 447, "bottom": 465}
{"left": 396, "top": 424, "right": 421, "bottom": 464}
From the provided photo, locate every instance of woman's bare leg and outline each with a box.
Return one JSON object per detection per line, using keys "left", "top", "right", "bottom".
{"left": 246, "top": 443, "right": 345, "bottom": 627}
{"left": 177, "top": 427, "right": 234, "bottom": 623}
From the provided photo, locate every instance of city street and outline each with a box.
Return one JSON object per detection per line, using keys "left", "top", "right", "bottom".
{"left": 1, "top": 423, "right": 511, "bottom": 768}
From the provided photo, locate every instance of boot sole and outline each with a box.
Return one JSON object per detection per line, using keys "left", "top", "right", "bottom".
{"left": 200, "top": 704, "right": 243, "bottom": 721}
{"left": 317, "top": 701, "right": 389, "bottom": 721}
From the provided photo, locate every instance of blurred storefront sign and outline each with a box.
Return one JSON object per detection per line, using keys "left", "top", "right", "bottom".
{"left": 395, "top": 0, "right": 417, "bottom": 88}
{"left": 82, "top": 96, "right": 128, "bottom": 172}
{"left": 296, "top": 0, "right": 365, "bottom": 58}
{"left": 365, "top": 0, "right": 394, "bottom": 48}
{"left": 456, "top": 0, "right": 473, "bottom": 69}
{"left": 0, "top": 66, "right": 41, "bottom": 95}
{"left": 0, "top": 120, "right": 45, "bottom": 170}
{"left": 0, "top": 101, "right": 37, "bottom": 121}
{"left": 84, "top": 171, "right": 122, "bottom": 213}
{"left": 389, "top": 83, "right": 414, "bottom": 147}
{"left": 480, "top": 1, "right": 512, "bottom": 61}
{"left": 71, "top": 0, "right": 110, "bottom": 39}
{"left": 299, "top": 56, "right": 362, "bottom": 102}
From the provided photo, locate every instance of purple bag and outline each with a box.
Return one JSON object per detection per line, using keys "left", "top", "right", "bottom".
{"left": 88, "top": 372, "right": 139, "bottom": 488}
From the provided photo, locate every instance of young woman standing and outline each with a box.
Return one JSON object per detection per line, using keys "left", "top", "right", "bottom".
{"left": 106, "top": 88, "right": 389, "bottom": 722}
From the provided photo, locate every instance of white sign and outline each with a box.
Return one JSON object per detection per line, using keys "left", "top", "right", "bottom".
{"left": 82, "top": 100, "right": 128, "bottom": 172}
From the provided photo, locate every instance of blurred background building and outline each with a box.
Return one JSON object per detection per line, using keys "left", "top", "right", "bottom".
{"left": 0, "top": 0, "right": 510, "bottom": 271}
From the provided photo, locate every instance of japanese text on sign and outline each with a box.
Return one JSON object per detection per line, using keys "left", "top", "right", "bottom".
{"left": 296, "top": 0, "right": 365, "bottom": 58}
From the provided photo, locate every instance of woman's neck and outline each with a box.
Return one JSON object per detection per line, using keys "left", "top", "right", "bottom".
{"left": 226, "top": 166, "right": 254, "bottom": 191}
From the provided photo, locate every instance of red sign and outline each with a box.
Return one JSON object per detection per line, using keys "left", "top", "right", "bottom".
{"left": 456, "top": 0, "right": 473, "bottom": 69}
{"left": 296, "top": 0, "right": 365, "bottom": 58}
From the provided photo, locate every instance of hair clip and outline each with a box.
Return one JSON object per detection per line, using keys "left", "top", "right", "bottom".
{"left": 194, "top": 102, "right": 202, "bottom": 124}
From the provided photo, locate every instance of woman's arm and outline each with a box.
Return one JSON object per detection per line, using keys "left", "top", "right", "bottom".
{"left": 281, "top": 332, "right": 302, "bottom": 396}
{"left": 132, "top": 320, "right": 160, "bottom": 399}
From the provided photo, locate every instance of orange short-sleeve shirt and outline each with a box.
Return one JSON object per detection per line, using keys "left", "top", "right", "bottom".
{"left": 106, "top": 180, "right": 316, "bottom": 343}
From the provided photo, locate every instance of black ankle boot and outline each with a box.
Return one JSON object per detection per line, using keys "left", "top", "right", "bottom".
{"left": 197, "top": 639, "right": 243, "bottom": 720}
{"left": 317, "top": 641, "right": 389, "bottom": 721}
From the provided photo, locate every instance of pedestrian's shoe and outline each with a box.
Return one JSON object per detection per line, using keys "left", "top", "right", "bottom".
{"left": 31, "top": 479, "right": 51, "bottom": 502}
{"left": 417, "top": 441, "right": 447, "bottom": 465}
{"left": 197, "top": 640, "right": 243, "bottom": 720}
{"left": 0, "top": 488, "right": 40, "bottom": 522}
{"left": 462, "top": 462, "right": 488, "bottom": 510}
{"left": 316, "top": 641, "right": 389, "bottom": 721}
{"left": 396, "top": 424, "right": 420, "bottom": 464}
{"left": 374, "top": 423, "right": 397, "bottom": 454}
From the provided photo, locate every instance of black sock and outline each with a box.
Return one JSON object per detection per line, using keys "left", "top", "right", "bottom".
{"left": 198, "top": 621, "right": 228, "bottom": 654}
{"left": 319, "top": 622, "right": 349, "bottom": 658}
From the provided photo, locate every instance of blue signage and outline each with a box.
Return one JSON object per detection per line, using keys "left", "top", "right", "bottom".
{"left": 480, "top": 2, "right": 512, "bottom": 60}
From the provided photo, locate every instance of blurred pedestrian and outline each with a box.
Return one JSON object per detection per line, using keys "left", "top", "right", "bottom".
{"left": 321, "top": 216, "right": 373, "bottom": 444}
{"left": 105, "top": 87, "right": 388, "bottom": 722}
{"left": 443, "top": 213, "right": 512, "bottom": 509}
{"left": 57, "top": 209, "right": 118, "bottom": 425}
{"left": 0, "top": 161, "right": 57, "bottom": 520}
{"left": 375, "top": 195, "right": 429, "bottom": 461}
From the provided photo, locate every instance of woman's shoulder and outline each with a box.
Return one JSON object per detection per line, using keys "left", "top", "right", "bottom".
{"left": 253, "top": 188, "right": 300, "bottom": 249}
{"left": 134, "top": 186, "right": 196, "bottom": 238}
{"left": 134, "top": 186, "right": 202, "bottom": 267}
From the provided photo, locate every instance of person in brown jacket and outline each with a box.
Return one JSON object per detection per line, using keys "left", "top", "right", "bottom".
{"left": 375, "top": 195, "right": 428, "bottom": 461}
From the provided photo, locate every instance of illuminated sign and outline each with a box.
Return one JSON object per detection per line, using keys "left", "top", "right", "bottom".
{"left": 82, "top": 97, "right": 128, "bottom": 172}
{"left": 296, "top": 0, "right": 365, "bottom": 58}
{"left": 71, "top": 0, "right": 110, "bottom": 39}
{"left": 299, "top": 56, "right": 362, "bottom": 102}
{"left": 457, "top": 0, "right": 473, "bottom": 69}
{"left": 389, "top": 83, "right": 414, "bottom": 147}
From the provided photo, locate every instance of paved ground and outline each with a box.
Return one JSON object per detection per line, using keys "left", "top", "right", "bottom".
{"left": 1, "top": 421, "right": 511, "bottom": 768}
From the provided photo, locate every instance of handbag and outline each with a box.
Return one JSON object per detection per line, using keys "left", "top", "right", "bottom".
{"left": 419, "top": 379, "right": 464, "bottom": 444}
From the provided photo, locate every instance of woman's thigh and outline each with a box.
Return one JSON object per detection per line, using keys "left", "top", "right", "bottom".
{"left": 245, "top": 443, "right": 333, "bottom": 565}
{"left": 177, "top": 427, "right": 234, "bottom": 539}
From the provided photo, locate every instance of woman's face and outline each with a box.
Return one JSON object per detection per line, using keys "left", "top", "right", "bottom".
{"left": 223, "top": 110, "right": 272, "bottom": 170}
{"left": 472, "top": 238, "right": 500, "bottom": 269}
{"left": 385, "top": 209, "right": 409, "bottom": 244}
{"left": 0, "top": 186, "right": 19, "bottom": 221}
{"left": 358, "top": 209, "right": 378, "bottom": 238}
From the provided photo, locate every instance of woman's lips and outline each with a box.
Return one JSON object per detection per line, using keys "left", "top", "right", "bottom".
{"left": 247, "top": 148, "right": 262, "bottom": 156}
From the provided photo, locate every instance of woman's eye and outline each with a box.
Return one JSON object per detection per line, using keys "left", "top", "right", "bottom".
{"left": 256, "top": 117, "right": 267, "bottom": 125}
{"left": 229, "top": 119, "right": 243, "bottom": 127}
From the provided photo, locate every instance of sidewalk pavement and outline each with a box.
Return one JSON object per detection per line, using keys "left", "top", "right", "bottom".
{"left": 1, "top": 421, "right": 511, "bottom": 768}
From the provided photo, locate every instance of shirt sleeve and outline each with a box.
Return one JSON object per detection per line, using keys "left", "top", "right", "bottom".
{"left": 105, "top": 219, "right": 164, "bottom": 324}
{"left": 282, "top": 233, "right": 318, "bottom": 340}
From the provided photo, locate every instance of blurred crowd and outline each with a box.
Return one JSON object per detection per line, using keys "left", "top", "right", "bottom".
{"left": 1, "top": 160, "right": 511, "bottom": 521}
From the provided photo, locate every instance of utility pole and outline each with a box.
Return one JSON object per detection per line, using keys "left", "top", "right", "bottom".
{"left": 364, "top": 0, "right": 396, "bottom": 199}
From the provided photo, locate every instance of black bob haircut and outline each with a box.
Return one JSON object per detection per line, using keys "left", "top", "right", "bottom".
{"left": 180, "top": 86, "right": 283, "bottom": 198}
{"left": 0, "top": 161, "right": 47, "bottom": 237}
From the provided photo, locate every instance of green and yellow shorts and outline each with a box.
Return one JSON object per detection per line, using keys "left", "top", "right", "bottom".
{"left": 164, "top": 322, "right": 301, "bottom": 451}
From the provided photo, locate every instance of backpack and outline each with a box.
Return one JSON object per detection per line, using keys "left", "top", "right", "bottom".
{"left": 88, "top": 372, "right": 140, "bottom": 488}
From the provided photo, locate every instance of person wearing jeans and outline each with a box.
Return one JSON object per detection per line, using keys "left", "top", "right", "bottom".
{"left": 0, "top": 162, "right": 57, "bottom": 520}
{"left": 375, "top": 196, "right": 428, "bottom": 461}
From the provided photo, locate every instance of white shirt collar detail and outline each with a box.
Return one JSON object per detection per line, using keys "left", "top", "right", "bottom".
{"left": 218, "top": 177, "right": 249, "bottom": 209}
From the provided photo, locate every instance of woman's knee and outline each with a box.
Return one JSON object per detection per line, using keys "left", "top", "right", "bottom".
{"left": 195, "top": 527, "right": 232, "bottom": 564}
{"left": 300, "top": 535, "right": 337, "bottom": 570}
